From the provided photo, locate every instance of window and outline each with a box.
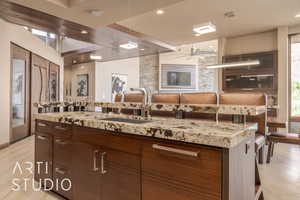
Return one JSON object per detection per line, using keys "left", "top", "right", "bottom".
{"left": 290, "top": 35, "right": 300, "bottom": 120}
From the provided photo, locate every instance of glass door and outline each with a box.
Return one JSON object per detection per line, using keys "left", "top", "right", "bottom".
{"left": 11, "top": 44, "right": 31, "bottom": 143}
{"left": 12, "top": 59, "right": 26, "bottom": 128}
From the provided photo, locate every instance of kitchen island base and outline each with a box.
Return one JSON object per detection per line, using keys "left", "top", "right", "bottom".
{"left": 34, "top": 119, "right": 255, "bottom": 200}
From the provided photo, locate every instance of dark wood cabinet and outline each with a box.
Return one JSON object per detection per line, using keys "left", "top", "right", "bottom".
{"left": 72, "top": 142, "right": 101, "bottom": 200}
{"left": 72, "top": 127, "right": 141, "bottom": 200}
{"left": 53, "top": 135, "right": 73, "bottom": 199}
{"left": 101, "top": 148, "right": 141, "bottom": 200}
{"left": 222, "top": 51, "right": 278, "bottom": 92}
{"left": 34, "top": 130, "right": 53, "bottom": 188}
{"left": 35, "top": 120, "right": 255, "bottom": 200}
{"left": 142, "top": 142, "right": 222, "bottom": 200}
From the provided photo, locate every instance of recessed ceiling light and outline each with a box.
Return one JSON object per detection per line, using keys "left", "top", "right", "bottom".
{"left": 295, "top": 13, "right": 300, "bottom": 18}
{"left": 23, "top": 26, "right": 29, "bottom": 30}
{"left": 120, "top": 41, "right": 138, "bottom": 50}
{"left": 193, "top": 22, "right": 216, "bottom": 35}
{"left": 156, "top": 9, "right": 164, "bottom": 15}
{"left": 140, "top": 48, "right": 145, "bottom": 51}
{"left": 73, "top": 60, "right": 77, "bottom": 64}
{"left": 81, "top": 30, "right": 88, "bottom": 34}
{"left": 90, "top": 55, "right": 102, "bottom": 60}
{"left": 194, "top": 33, "right": 201, "bottom": 37}
{"left": 89, "top": 9, "right": 104, "bottom": 17}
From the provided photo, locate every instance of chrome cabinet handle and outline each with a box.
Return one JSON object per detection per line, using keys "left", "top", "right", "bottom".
{"left": 54, "top": 126, "right": 67, "bottom": 131}
{"left": 37, "top": 135, "right": 47, "bottom": 140}
{"left": 55, "top": 139, "right": 68, "bottom": 145}
{"left": 38, "top": 122, "right": 47, "bottom": 127}
{"left": 152, "top": 144, "right": 199, "bottom": 157}
{"left": 93, "top": 150, "right": 99, "bottom": 171}
{"left": 101, "top": 152, "right": 107, "bottom": 174}
{"left": 55, "top": 168, "right": 66, "bottom": 175}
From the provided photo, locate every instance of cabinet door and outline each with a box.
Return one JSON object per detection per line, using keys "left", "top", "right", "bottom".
{"left": 31, "top": 54, "right": 49, "bottom": 134}
{"left": 53, "top": 164, "right": 72, "bottom": 199}
{"left": 53, "top": 136, "right": 73, "bottom": 199}
{"left": 34, "top": 132, "right": 52, "bottom": 188}
{"left": 142, "top": 142, "right": 222, "bottom": 200}
{"left": 101, "top": 148, "right": 141, "bottom": 200}
{"left": 72, "top": 142, "right": 101, "bottom": 200}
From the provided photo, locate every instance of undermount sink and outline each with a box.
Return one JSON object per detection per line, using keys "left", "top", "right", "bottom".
{"left": 99, "top": 117, "right": 151, "bottom": 124}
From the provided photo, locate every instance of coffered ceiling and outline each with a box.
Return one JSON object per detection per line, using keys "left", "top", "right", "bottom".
{"left": 118, "top": 0, "right": 300, "bottom": 45}
{"left": 8, "top": 0, "right": 184, "bottom": 28}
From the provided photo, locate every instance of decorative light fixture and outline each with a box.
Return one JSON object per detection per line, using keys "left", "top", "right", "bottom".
{"left": 32, "top": 29, "right": 48, "bottom": 37}
{"left": 205, "top": 60, "right": 260, "bottom": 69}
{"left": 49, "top": 33, "right": 56, "bottom": 39}
{"left": 295, "top": 13, "right": 300, "bottom": 18}
{"left": 193, "top": 22, "right": 216, "bottom": 35}
{"left": 90, "top": 55, "right": 102, "bottom": 60}
{"left": 120, "top": 41, "right": 138, "bottom": 49}
{"left": 81, "top": 30, "right": 88, "bottom": 34}
{"left": 156, "top": 9, "right": 164, "bottom": 15}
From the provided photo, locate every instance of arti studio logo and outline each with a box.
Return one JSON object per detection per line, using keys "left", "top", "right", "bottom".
{"left": 12, "top": 161, "right": 72, "bottom": 192}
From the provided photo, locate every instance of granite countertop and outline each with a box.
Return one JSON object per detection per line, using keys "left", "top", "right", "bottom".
{"left": 98, "top": 102, "right": 266, "bottom": 116}
{"left": 34, "top": 112, "right": 256, "bottom": 148}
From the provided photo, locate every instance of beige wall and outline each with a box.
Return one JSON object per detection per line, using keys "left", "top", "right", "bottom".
{"left": 95, "top": 57, "right": 140, "bottom": 102}
{"left": 224, "top": 31, "right": 278, "bottom": 56}
{"left": 0, "top": 19, "right": 63, "bottom": 146}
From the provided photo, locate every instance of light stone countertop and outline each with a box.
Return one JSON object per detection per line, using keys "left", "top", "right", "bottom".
{"left": 35, "top": 112, "right": 256, "bottom": 148}
{"left": 97, "top": 102, "right": 266, "bottom": 115}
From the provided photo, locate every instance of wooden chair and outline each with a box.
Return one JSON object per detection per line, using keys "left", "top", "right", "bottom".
{"left": 150, "top": 93, "right": 180, "bottom": 117}
{"left": 219, "top": 93, "right": 267, "bottom": 164}
{"left": 267, "top": 131, "right": 300, "bottom": 163}
{"left": 219, "top": 93, "right": 267, "bottom": 200}
{"left": 180, "top": 93, "right": 218, "bottom": 120}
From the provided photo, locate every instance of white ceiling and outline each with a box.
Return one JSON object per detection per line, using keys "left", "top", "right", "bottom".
{"left": 118, "top": 0, "right": 300, "bottom": 45}
{"left": 9, "top": 0, "right": 184, "bottom": 28}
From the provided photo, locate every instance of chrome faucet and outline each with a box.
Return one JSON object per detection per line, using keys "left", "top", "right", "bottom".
{"left": 129, "top": 87, "right": 151, "bottom": 118}
{"left": 129, "top": 87, "right": 151, "bottom": 105}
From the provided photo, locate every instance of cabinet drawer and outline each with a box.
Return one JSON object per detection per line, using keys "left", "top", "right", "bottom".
{"left": 36, "top": 120, "right": 72, "bottom": 137}
{"left": 73, "top": 126, "right": 141, "bottom": 155}
{"left": 53, "top": 164, "right": 72, "bottom": 199}
{"left": 53, "top": 136, "right": 72, "bottom": 166}
{"left": 34, "top": 132, "right": 53, "bottom": 186}
{"left": 142, "top": 141, "right": 222, "bottom": 200}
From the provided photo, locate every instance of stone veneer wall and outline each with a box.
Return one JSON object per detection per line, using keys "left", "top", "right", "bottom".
{"left": 139, "top": 54, "right": 159, "bottom": 92}
{"left": 139, "top": 53, "right": 217, "bottom": 93}
{"left": 198, "top": 56, "right": 217, "bottom": 92}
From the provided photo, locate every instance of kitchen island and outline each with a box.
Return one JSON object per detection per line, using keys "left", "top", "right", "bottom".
{"left": 34, "top": 112, "right": 256, "bottom": 200}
